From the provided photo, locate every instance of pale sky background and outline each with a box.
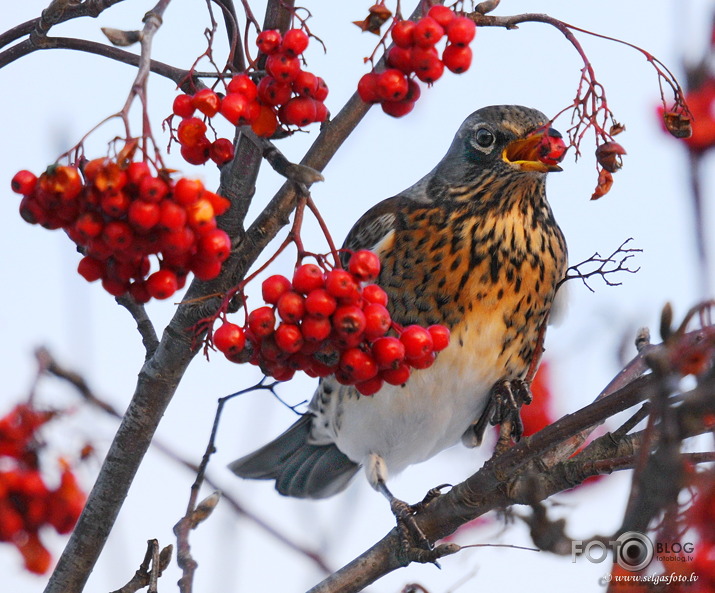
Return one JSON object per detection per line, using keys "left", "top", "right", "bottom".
{"left": 1, "top": 1, "right": 714, "bottom": 592}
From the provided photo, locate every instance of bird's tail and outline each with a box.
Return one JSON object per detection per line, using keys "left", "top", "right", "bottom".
{"left": 228, "top": 414, "right": 360, "bottom": 499}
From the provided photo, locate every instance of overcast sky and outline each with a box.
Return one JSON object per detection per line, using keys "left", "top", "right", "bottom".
{"left": 2, "top": 1, "right": 714, "bottom": 592}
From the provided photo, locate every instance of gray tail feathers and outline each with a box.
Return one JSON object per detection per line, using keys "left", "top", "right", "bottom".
{"left": 228, "top": 414, "right": 360, "bottom": 499}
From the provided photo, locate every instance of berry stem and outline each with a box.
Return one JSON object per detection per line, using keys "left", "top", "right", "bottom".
{"left": 305, "top": 195, "right": 341, "bottom": 269}
{"left": 471, "top": 11, "right": 690, "bottom": 157}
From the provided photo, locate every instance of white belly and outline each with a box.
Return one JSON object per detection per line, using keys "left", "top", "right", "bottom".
{"left": 319, "top": 320, "right": 507, "bottom": 479}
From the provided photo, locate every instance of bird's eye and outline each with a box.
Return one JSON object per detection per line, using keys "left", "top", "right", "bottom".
{"left": 475, "top": 128, "right": 495, "bottom": 148}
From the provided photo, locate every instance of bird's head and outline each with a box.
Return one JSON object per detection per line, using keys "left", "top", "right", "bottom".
{"left": 436, "top": 105, "right": 568, "bottom": 183}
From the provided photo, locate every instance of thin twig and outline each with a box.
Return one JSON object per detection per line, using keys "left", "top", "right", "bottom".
{"left": 559, "top": 238, "right": 642, "bottom": 292}
{"left": 174, "top": 379, "right": 280, "bottom": 593}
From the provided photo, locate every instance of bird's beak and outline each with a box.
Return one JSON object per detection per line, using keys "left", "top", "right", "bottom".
{"left": 503, "top": 127, "right": 567, "bottom": 172}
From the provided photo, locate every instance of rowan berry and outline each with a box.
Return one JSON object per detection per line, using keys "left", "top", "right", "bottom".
{"left": 340, "top": 347, "right": 378, "bottom": 383}
{"left": 192, "top": 88, "right": 221, "bottom": 118}
{"left": 356, "top": 375, "right": 384, "bottom": 396}
{"left": 427, "top": 5, "right": 455, "bottom": 28}
{"left": 262, "top": 274, "right": 292, "bottom": 304}
{"left": 248, "top": 306, "right": 276, "bottom": 337}
{"left": 313, "top": 77, "right": 329, "bottom": 102}
{"left": 256, "top": 78, "right": 288, "bottom": 109}
{"left": 325, "top": 269, "right": 359, "bottom": 299}
{"left": 381, "top": 363, "right": 411, "bottom": 385}
{"left": 214, "top": 322, "right": 246, "bottom": 356}
{"left": 11, "top": 170, "right": 37, "bottom": 195}
{"left": 128, "top": 200, "right": 161, "bottom": 231}
{"left": 281, "top": 29, "right": 309, "bottom": 56}
{"left": 256, "top": 29, "right": 282, "bottom": 54}
{"left": 293, "top": 263, "right": 325, "bottom": 293}
{"left": 442, "top": 44, "right": 472, "bottom": 73}
{"left": 413, "top": 17, "right": 444, "bottom": 48}
{"left": 275, "top": 323, "right": 304, "bottom": 353}
{"left": 176, "top": 117, "right": 208, "bottom": 147}
{"left": 197, "top": 228, "right": 232, "bottom": 262}
{"left": 221, "top": 93, "right": 257, "bottom": 126}
{"left": 74, "top": 212, "right": 104, "bottom": 241}
{"left": 172, "top": 94, "right": 196, "bottom": 118}
{"left": 362, "top": 284, "right": 388, "bottom": 306}
{"left": 190, "top": 257, "right": 222, "bottom": 280}
{"left": 227, "top": 74, "right": 258, "bottom": 101}
{"left": 277, "top": 291, "right": 305, "bottom": 323}
{"left": 304, "top": 288, "right": 337, "bottom": 318}
{"left": 293, "top": 71, "right": 319, "bottom": 97}
{"left": 301, "top": 315, "right": 332, "bottom": 342}
{"left": 332, "top": 305, "right": 367, "bottom": 338}
{"left": 363, "top": 303, "right": 391, "bottom": 339}
{"left": 173, "top": 178, "right": 204, "bottom": 205}
{"left": 428, "top": 325, "right": 451, "bottom": 351}
{"left": 387, "top": 46, "right": 414, "bottom": 75}
{"left": 180, "top": 139, "right": 211, "bottom": 165}
{"left": 158, "top": 200, "right": 187, "bottom": 230}
{"left": 146, "top": 269, "right": 179, "bottom": 299}
{"left": 446, "top": 16, "right": 476, "bottom": 46}
{"left": 77, "top": 256, "right": 105, "bottom": 282}
{"left": 400, "top": 325, "right": 434, "bottom": 360}
{"left": 377, "top": 69, "right": 409, "bottom": 102}
{"left": 209, "top": 138, "right": 235, "bottom": 165}
{"left": 279, "top": 96, "right": 318, "bottom": 126}
{"left": 372, "top": 336, "right": 406, "bottom": 369}
{"left": 251, "top": 105, "right": 279, "bottom": 137}
{"left": 186, "top": 198, "right": 217, "bottom": 233}
{"left": 391, "top": 19, "right": 415, "bottom": 48}
{"left": 266, "top": 53, "right": 301, "bottom": 83}
{"left": 358, "top": 73, "right": 381, "bottom": 104}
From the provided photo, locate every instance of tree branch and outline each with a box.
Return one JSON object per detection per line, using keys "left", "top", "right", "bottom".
{"left": 43, "top": 49, "right": 372, "bottom": 593}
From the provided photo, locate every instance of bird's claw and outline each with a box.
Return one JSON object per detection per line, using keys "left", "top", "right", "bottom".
{"left": 491, "top": 379, "right": 532, "bottom": 455}
{"left": 409, "top": 483, "right": 452, "bottom": 514}
{"left": 391, "top": 498, "right": 431, "bottom": 547}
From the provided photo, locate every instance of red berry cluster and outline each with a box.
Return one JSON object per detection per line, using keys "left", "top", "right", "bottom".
{"left": 172, "top": 28, "right": 328, "bottom": 166}
{"left": 358, "top": 6, "right": 476, "bottom": 117}
{"left": 213, "top": 250, "right": 450, "bottom": 395}
{"left": 0, "top": 404, "right": 85, "bottom": 574}
{"left": 11, "top": 160, "right": 232, "bottom": 302}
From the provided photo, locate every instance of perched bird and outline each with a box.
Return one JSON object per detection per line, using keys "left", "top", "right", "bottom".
{"left": 230, "top": 105, "right": 568, "bottom": 509}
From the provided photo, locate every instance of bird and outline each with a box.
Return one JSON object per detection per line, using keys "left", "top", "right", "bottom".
{"left": 230, "top": 105, "right": 568, "bottom": 515}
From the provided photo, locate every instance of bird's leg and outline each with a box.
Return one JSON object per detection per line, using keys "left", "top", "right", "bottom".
{"left": 491, "top": 379, "right": 532, "bottom": 455}
{"left": 367, "top": 453, "right": 437, "bottom": 560}
{"left": 375, "top": 478, "right": 438, "bottom": 562}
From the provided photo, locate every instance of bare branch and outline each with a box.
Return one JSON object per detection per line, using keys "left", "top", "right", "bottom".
{"left": 559, "top": 238, "right": 642, "bottom": 292}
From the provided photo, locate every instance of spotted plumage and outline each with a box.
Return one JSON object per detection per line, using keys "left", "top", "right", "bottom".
{"left": 230, "top": 105, "right": 568, "bottom": 500}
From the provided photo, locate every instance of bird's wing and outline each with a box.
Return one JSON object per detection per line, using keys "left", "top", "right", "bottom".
{"left": 341, "top": 194, "right": 416, "bottom": 255}
{"left": 306, "top": 194, "right": 419, "bottom": 447}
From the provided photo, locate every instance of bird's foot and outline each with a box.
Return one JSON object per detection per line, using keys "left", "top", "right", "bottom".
{"left": 491, "top": 379, "right": 532, "bottom": 455}
{"left": 390, "top": 497, "right": 433, "bottom": 556}
{"left": 377, "top": 480, "right": 443, "bottom": 565}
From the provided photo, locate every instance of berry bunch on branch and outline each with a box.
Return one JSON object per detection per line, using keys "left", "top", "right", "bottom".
{"left": 213, "top": 250, "right": 450, "bottom": 394}
{"left": 12, "top": 158, "right": 231, "bottom": 302}
{"left": 352, "top": 1, "right": 690, "bottom": 199}
{"left": 0, "top": 404, "right": 85, "bottom": 575}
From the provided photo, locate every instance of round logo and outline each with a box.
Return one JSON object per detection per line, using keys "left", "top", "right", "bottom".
{"left": 615, "top": 531, "right": 654, "bottom": 572}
